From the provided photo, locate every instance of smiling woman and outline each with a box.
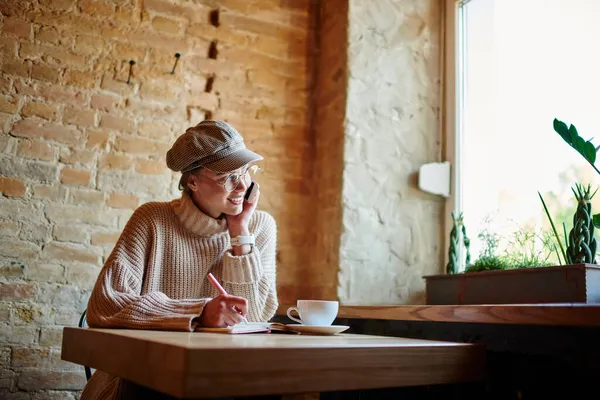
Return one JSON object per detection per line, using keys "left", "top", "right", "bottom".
{"left": 80, "top": 120, "right": 279, "bottom": 400}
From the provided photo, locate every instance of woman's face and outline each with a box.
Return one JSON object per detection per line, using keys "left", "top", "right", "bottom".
{"left": 187, "top": 165, "right": 253, "bottom": 218}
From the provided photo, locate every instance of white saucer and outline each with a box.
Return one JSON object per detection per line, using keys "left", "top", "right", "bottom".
{"left": 286, "top": 324, "right": 349, "bottom": 335}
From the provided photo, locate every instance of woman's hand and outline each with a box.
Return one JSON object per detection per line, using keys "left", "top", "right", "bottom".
{"left": 225, "top": 184, "right": 260, "bottom": 237}
{"left": 199, "top": 294, "right": 248, "bottom": 328}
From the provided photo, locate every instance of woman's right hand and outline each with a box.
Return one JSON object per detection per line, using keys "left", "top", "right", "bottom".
{"left": 199, "top": 294, "right": 248, "bottom": 327}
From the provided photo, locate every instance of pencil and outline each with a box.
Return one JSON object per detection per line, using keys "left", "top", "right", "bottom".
{"left": 207, "top": 272, "right": 249, "bottom": 324}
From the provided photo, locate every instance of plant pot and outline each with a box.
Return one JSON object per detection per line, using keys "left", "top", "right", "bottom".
{"left": 423, "top": 263, "right": 600, "bottom": 305}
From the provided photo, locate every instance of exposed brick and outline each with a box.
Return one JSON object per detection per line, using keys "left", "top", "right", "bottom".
{"left": 17, "top": 370, "right": 86, "bottom": 391}
{"left": 221, "top": 12, "right": 305, "bottom": 39}
{"left": 66, "top": 263, "right": 99, "bottom": 290}
{"left": 0, "top": 36, "right": 19, "bottom": 56}
{"left": 0, "top": 95, "right": 19, "bottom": 114}
{"left": 45, "top": 204, "right": 117, "bottom": 227}
{"left": 151, "top": 16, "right": 183, "bottom": 35}
{"left": 99, "top": 114, "right": 135, "bottom": 132}
{"left": 17, "top": 139, "right": 57, "bottom": 161}
{"left": 63, "top": 69, "right": 97, "bottom": 89}
{"left": 59, "top": 167, "right": 91, "bottom": 185}
{"left": 11, "top": 347, "right": 51, "bottom": 368}
{"left": 135, "top": 159, "right": 165, "bottom": 175}
{"left": 138, "top": 120, "right": 171, "bottom": 140}
{"left": 59, "top": 148, "right": 95, "bottom": 165}
{"left": 38, "top": 0, "right": 76, "bottom": 11}
{"left": 36, "top": 83, "right": 87, "bottom": 107}
{"left": 0, "top": 325, "right": 38, "bottom": 345}
{"left": 100, "top": 76, "right": 135, "bottom": 95}
{"left": 25, "top": 263, "right": 65, "bottom": 283}
{"left": 86, "top": 129, "right": 110, "bottom": 150}
{"left": 42, "top": 242, "right": 101, "bottom": 264}
{"left": 79, "top": 0, "right": 115, "bottom": 17}
{"left": 2, "top": 18, "right": 32, "bottom": 39}
{"left": 0, "top": 0, "right": 31, "bottom": 17}
{"left": 11, "top": 119, "right": 82, "bottom": 146}
{"left": 39, "top": 326, "right": 63, "bottom": 347}
{"left": 21, "top": 101, "right": 57, "bottom": 120}
{"left": 2, "top": 59, "right": 30, "bottom": 78}
{"left": 63, "top": 107, "right": 95, "bottom": 127}
{"left": 107, "top": 192, "right": 139, "bottom": 209}
{"left": 113, "top": 42, "right": 147, "bottom": 61}
{"left": 73, "top": 35, "right": 104, "bottom": 56}
{"left": 124, "top": 98, "right": 183, "bottom": 119}
{"left": 126, "top": 28, "right": 188, "bottom": 51}
{"left": 143, "top": 0, "right": 210, "bottom": 23}
{"left": 185, "top": 56, "right": 239, "bottom": 77}
{"left": 0, "top": 220, "right": 19, "bottom": 236}
{"left": 0, "top": 282, "right": 36, "bottom": 301}
{"left": 26, "top": 43, "right": 88, "bottom": 69}
{"left": 36, "top": 26, "right": 60, "bottom": 44}
{"left": 98, "top": 154, "right": 131, "bottom": 170}
{"left": 13, "top": 80, "right": 37, "bottom": 97}
{"left": 256, "top": 104, "right": 285, "bottom": 121}
{"left": 90, "top": 93, "right": 118, "bottom": 111}
{"left": 31, "top": 63, "right": 61, "bottom": 84}
{"left": 115, "top": 136, "right": 169, "bottom": 155}
{"left": 19, "top": 221, "right": 51, "bottom": 243}
{"left": 188, "top": 92, "right": 218, "bottom": 111}
{"left": 53, "top": 225, "right": 89, "bottom": 243}
{"left": 0, "top": 76, "right": 12, "bottom": 95}
{"left": 91, "top": 231, "right": 120, "bottom": 246}
{"left": 0, "top": 154, "right": 59, "bottom": 183}
{"left": 0, "top": 177, "right": 26, "bottom": 197}
{"left": 140, "top": 81, "right": 179, "bottom": 102}
{"left": 247, "top": 69, "right": 288, "bottom": 89}
{"left": 115, "top": 5, "right": 140, "bottom": 23}
{"left": 68, "top": 188, "right": 104, "bottom": 205}
{"left": 32, "top": 184, "right": 67, "bottom": 201}
{"left": 19, "top": 42, "right": 44, "bottom": 60}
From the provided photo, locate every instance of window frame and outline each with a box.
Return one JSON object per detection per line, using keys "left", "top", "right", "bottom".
{"left": 442, "top": 0, "right": 463, "bottom": 270}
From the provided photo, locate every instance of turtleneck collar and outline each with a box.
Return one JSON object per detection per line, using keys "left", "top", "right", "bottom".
{"left": 171, "top": 191, "right": 228, "bottom": 237}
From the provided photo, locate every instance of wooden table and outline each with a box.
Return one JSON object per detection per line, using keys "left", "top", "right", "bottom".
{"left": 277, "top": 303, "right": 600, "bottom": 327}
{"left": 61, "top": 327, "right": 486, "bottom": 399}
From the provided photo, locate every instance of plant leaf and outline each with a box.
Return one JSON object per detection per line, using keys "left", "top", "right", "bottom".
{"left": 593, "top": 213, "right": 600, "bottom": 229}
{"left": 553, "top": 118, "right": 571, "bottom": 144}
{"left": 584, "top": 141, "right": 597, "bottom": 164}
{"left": 538, "top": 191, "right": 567, "bottom": 265}
{"left": 574, "top": 136, "right": 587, "bottom": 160}
{"left": 569, "top": 124, "right": 579, "bottom": 144}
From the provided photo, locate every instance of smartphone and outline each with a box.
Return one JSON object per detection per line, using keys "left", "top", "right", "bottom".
{"left": 245, "top": 181, "right": 259, "bottom": 203}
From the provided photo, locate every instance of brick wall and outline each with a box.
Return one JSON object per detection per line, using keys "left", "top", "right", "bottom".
{"left": 0, "top": 0, "right": 316, "bottom": 397}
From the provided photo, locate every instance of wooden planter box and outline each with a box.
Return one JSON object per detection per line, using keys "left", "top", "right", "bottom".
{"left": 424, "top": 263, "right": 600, "bottom": 305}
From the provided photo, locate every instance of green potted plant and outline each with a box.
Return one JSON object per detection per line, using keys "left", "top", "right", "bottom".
{"left": 423, "top": 119, "right": 600, "bottom": 305}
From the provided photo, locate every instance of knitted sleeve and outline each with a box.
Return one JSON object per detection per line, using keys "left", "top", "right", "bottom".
{"left": 221, "top": 211, "right": 279, "bottom": 322}
{"left": 86, "top": 204, "right": 208, "bottom": 331}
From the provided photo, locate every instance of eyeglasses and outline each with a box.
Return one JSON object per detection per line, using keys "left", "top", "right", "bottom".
{"left": 204, "top": 165, "right": 260, "bottom": 192}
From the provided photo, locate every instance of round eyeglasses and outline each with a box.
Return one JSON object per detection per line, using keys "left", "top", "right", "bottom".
{"left": 208, "top": 165, "right": 260, "bottom": 192}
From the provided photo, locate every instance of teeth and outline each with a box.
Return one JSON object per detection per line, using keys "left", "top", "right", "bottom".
{"left": 228, "top": 197, "right": 243, "bottom": 204}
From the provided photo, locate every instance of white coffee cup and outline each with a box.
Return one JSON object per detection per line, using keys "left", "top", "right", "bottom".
{"left": 286, "top": 300, "right": 339, "bottom": 326}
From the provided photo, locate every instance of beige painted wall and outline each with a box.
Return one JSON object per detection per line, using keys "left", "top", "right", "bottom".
{"left": 337, "top": 0, "right": 445, "bottom": 305}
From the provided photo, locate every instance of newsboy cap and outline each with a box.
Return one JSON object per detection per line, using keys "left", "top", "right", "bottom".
{"left": 166, "top": 120, "right": 263, "bottom": 173}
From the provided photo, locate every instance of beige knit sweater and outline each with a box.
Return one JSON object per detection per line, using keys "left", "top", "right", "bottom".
{"left": 80, "top": 191, "right": 278, "bottom": 399}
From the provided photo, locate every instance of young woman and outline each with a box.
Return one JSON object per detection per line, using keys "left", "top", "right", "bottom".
{"left": 81, "top": 120, "right": 279, "bottom": 399}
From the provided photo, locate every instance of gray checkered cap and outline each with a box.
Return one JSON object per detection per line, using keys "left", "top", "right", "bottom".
{"left": 166, "top": 120, "right": 263, "bottom": 173}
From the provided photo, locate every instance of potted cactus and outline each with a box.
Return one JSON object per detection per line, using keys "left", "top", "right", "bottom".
{"left": 423, "top": 119, "right": 600, "bottom": 305}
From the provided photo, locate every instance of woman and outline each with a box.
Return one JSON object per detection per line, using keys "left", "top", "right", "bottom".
{"left": 81, "top": 120, "right": 279, "bottom": 399}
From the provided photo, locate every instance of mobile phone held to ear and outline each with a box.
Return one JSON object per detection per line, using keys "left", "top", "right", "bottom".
{"left": 245, "top": 181, "right": 259, "bottom": 203}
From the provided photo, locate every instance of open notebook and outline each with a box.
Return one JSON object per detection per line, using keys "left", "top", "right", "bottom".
{"left": 195, "top": 322, "right": 297, "bottom": 334}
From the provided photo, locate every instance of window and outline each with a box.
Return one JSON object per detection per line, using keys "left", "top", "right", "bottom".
{"left": 447, "top": 0, "right": 600, "bottom": 270}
